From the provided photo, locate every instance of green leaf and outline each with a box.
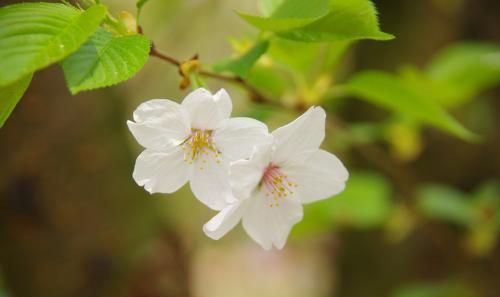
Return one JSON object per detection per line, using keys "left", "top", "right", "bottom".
{"left": 244, "top": 104, "right": 279, "bottom": 122}
{"left": 213, "top": 40, "right": 270, "bottom": 78}
{"left": 348, "top": 71, "right": 477, "bottom": 141}
{"left": 238, "top": 0, "right": 329, "bottom": 32}
{"left": 417, "top": 184, "right": 474, "bottom": 226}
{"left": 399, "top": 66, "right": 465, "bottom": 108}
{"left": 278, "top": 0, "right": 394, "bottom": 42}
{"left": 0, "top": 74, "right": 32, "bottom": 128}
{"left": 0, "top": 3, "right": 107, "bottom": 87}
{"left": 268, "top": 38, "right": 349, "bottom": 82}
{"left": 328, "top": 171, "right": 392, "bottom": 228}
{"left": 426, "top": 42, "right": 500, "bottom": 106}
{"left": 247, "top": 65, "right": 289, "bottom": 98}
{"left": 258, "top": 0, "right": 284, "bottom": 16}
{"left": 62, "top": 28, "right": 151, "bottom": 94}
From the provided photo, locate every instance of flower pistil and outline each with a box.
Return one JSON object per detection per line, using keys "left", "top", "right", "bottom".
{"left": 261, "top": 163, "right": 298, "bottom": 207}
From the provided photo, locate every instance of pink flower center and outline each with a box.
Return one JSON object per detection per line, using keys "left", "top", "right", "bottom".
{"left": 261, "top": 163, "right": 298, "bottom": 207}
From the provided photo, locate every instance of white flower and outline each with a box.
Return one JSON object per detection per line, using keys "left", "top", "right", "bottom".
{"left": 203, "top": 107, "right": 349, "bottom": 250}
{"left": 127, "top": 88, "right": 270, "bottom": 210}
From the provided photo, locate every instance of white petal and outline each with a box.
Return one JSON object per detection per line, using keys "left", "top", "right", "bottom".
{"left": 214, "top": 117, "right": 271, "bottom": 161}
{"left": 214, "top": 88, "right": 232, "bottom": 120}
{"left": 133, "top": 147, "right": 191, "bottom": 194}
{"left": 128, "top": 99, "right": 190, "bottom": 150}
{"left": 242, "top": 191, "right": 303, "bottom": 250}
{"left": 189, "top": 156, "right": 232, "bottom": 210}
{"left": 229, "top": 143, "right": 273, "bottom": 200}
{"left": 272, "top": 106, "right": 326, "bottom": 164}
{"left": 283, "top": 149, "right": 348, "bottom": 204}
{"left": 203, "top": 201, "right": 246, "bottom": 240}
{"left": 181, "top": 88, "right": 231, "bottom": 130}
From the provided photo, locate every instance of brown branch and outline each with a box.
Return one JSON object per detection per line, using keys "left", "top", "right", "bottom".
{"left": 149, "top": 44, "right": 270, "bottom": 104}
{"left": 150, "top": 45, "right": 180, "bottom": 66}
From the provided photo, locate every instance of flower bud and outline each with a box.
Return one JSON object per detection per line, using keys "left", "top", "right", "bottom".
{"left": 118, "top": 11, "right": 138, "bottom": 35}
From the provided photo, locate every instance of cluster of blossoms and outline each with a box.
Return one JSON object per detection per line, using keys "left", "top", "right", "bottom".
{"left": 128, "top": 88, "right": 349, "bottom": 250}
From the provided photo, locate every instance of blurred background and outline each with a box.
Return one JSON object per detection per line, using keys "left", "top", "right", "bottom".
{"left": 1, "top": 0, "right": 499, "bottom": 297}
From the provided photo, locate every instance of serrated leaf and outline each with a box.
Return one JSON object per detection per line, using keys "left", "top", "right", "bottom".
{"left": 238, "top": 0, "right": 329, "bottom": 32}
{"left": 426, "top": 42, "right": 500, "bottom": 106}
{"left": 278, "top": 0, "right": 394, "bottom": 42}
{"left": 62, "top": 28, "right": 151, "bottom": 94}
{"left": 0, "top": 74, "right": 32, "bottom": 128}
{"left": 0, "top": 3, "right": 107, "bottom": 87}
{"left": 213, "top": 40, "right": 270, "bottom": 78}
{"left": 348, "top": 71, "right": 477, "bottom": 141}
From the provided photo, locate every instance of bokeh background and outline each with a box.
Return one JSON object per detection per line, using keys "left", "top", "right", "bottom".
{"left": 1, "top": 0, "right": 500, "bottom": 297}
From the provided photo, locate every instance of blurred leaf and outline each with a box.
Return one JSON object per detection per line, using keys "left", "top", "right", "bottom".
{"left": 385, "top": 204, "right": 417, "bottom": 243}
{"left": 468, "top": 181, "right": 500, "bottom": 256}
{"left": 0, "top": 74, "right": 32, "bottom": 128}
{"left": 427, "top": 43, "right": 500, "bottom": 106}
{"left": 399, "top": 66, "right": 464, "bottom": 107}
{"left": 329, "top": 172, "right": 392, "bottom": 228}
{"left": 247, "top": 65, "right": 289, "bottom": 98}
{"left": 238, "top": 0, "right": 329, "bottom": 32}
{"left": 269, "top": 38, "right": 349, "bottom": 80}
{"left": 385, "top": 120, "right": 423, "bottom": 162}
{"left": 417, "top": 184, "right": 474, "bottom": 226}
{"left": 348, "top": 71, "right": 477, "bottom": 141}
{"left": 347, "top": 122, "right": 384, "bottom": 143}
{"left": 466, "top": 225, "right": 498, "bottom": 256}
{"left": 213, "top": 40, "right": 270, "bottom": 78}
{"left": 62, "top": 28, "right": 151, "bottom": 94}
{"left": 0, "top": 3, "right": 107, "bottom": 87}
{"left": 294, "top": 171, "right": 392, "bottom": 236}
{"left": 278, "top": 0, "right": 394, "bottom": 42}
{"left": 471, "top": 180, "right": 500, "bottom": 206}
{"left": 136, "top": 0, "right": 150, "bottom": 19}
{"left": 258, "top": 0, "right": 284, "bottom": 16}
{"left": 471, "top": 180, "right": 500, "bottom": 228}
{"left": 392, "top": 282, "right": 475, "bottom": 297}
{"left": 244, "top": 104, "right": 278, "bottom": 122}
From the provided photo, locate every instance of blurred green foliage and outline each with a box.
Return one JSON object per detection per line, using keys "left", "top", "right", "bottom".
{"left": 418, "top": 181, "right": 500, "bottom": 256}
{"left": 0, "top": 75, "right": 32, "bottom": 128}
{"left": 293, "top": 171, "right": 392, "bottom": 237}
{"left": 1, "top": 0, "right": 500, "bottom": 296}
{"left": 392, "top": 282, "right": 476, "bottom": 297}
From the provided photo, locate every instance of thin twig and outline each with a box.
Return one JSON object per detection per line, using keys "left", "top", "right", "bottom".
{"left": 149, "top": 44, "right": 270, "bottom": 103}
{"left": 150, "top": 45, "right": 181, "bottom": 66}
